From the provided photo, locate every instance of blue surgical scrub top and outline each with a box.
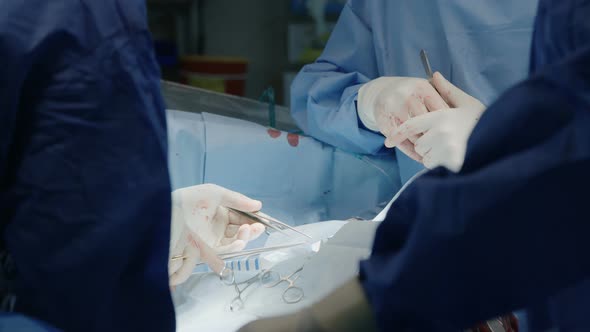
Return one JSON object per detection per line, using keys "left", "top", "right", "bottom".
{"left": 291, "top": 0, "right": 538, "bottom": 184}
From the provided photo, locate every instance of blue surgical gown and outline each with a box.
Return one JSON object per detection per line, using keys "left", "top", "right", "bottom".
{"left": 359, "top": 0, "right": 590, "bottom": 330}
{"left": 0, "top": 1, "right": 174, "bottom": 331}
{"left": 291, "top": 0, "right": 538, "bottom": 184}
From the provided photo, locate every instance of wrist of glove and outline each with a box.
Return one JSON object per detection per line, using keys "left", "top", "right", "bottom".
{"left": 238, "top": 278, "right": 378, "bottom": 332}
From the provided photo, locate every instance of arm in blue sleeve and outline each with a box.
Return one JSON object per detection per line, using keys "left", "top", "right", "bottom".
{"left": 360, "top": 45, "right": 590, "bottom": 330}
{"left": 1, "top": 1, "right": 174, "bottom": 331}
{"left": 290, "top": 1, "right": 385, "bottom": 155}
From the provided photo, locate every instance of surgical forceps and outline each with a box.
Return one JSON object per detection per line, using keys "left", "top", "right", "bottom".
{"left": 222, "top": 264, "right": 305, "bottom": 310}
{"left": 226, "top": 270, "right": 262, "bottom": 311}
{"left": 227, "top": 207, "right": 312, "bottom": 239}
{"left": 260, "top": 266, "right": 304, "bottom": 304}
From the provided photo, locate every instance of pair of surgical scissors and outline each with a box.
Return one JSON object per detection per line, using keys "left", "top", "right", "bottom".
{"left": 227, "top": 207, "right": 312, "bottom": 240}
{"left": 260, "top": 266, "right": 304, "bottom": 304}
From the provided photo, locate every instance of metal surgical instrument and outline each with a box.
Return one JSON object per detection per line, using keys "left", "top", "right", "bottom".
{"left": 227, "top": 271, "right": 262, "bottom": 311}
{"left": 223, "top": 265, "right": 306, "bottom": 311}
{"left": 260, "top": 266, "right": 305, "bottom": 304}
{"left": 170, "top": 242, "right": 308, "bottom": 263}
{"left": 420, "top": 49, "right": 434, "bottom": 79}
{"left": 227, "top": 207, "right": 312, "bottom": 239}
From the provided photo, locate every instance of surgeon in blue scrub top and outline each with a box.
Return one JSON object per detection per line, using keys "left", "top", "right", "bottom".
{"left": 0, "top": 1, "right": 263, "bottom": 331}
{"left": 241, "top": 0, "right": 590, "bottom": 330}
{"left": 291, "top": 0, "right": 538, "bottom": 184}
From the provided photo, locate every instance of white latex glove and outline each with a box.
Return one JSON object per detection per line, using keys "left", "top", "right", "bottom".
{"left": 389, "top": 72, "right": 486, "bottom": 172}
{"left": 357, "top": 76, "right": 449, "bottom": 161}
{"left": 169, "top": 184, "right": 266, "bottom": 286}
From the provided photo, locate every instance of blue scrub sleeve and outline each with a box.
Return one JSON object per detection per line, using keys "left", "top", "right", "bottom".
{"left": 0, "top": 1, "right": 174, "bottom": 331}
{"left": 360, "top": 45, "right": 590, "bottom": 330}
{"left": 0, "top": 313, "right": 60, "bottom": 332}
{"left": 290, "top": 2, "right": 386, "bottom": 155}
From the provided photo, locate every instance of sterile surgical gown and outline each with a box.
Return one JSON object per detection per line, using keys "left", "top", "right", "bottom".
{"left": 291, "top": 0, "right": 539, "bottom": 184}
{"left": 359, "top": 0, "right": 590, "bottom": 330}
{"left": 0, "top": 1, "right": 174, "bottom": 331}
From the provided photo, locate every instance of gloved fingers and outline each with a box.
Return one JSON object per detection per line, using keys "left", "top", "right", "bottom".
{"left": 386, "top": 138, "right": 423, "bottom": 162}
{"left": 414, "top": 130, "right": 438, "bottom": 157}
{"left": 379, "top": 101, "right": 419, "bottom": 146}
{"left": 407, "top": 133, "right": 420, "bottom": 144}
{"left": 392, "top": 111, "right": 445, "bottom": 144}
{"left": 422, "top": 87, "right": 449, "bottom": 112}
{"left": 392, "top": 98, "right": 411, "bottom": 124}
{"left": 169, "top": 229, "right": 189, "bottom": 277}
{"left": 422, "top": 149, "right": 446, "bottom": 170}
{"left": 191, "top": 232, "right": 226, "bottom": 274}
{"left": 216, "top": 239, "right": 247, "bottom": 255}
{"left": 219, "top": 224, "right": 250, "bottom": 246}
{"left": 422, "top": 145, "right": 457, "bottom": 171}
{"left": 169, "top": 234, "right": 201, "bottom": 286}
{"left": 248, "top": 223, "right": 266, "bottom": 241}
{"left": 422, "top": 152, "right": 434, "bottom": 169}
{"left": 432, "top": 72, "right": 479, "bottom": 108}
{"left": 170, "top": 231, "right": 227, "bottom": 287}
{"left": 407, "top": 94, "right": 428, "bottom": 118}
{"left": 400, "top": 140, "right": 423, "bottom": 162}
{"left": 431, "top": 144, "right": 464, "bottom": 172}
{"left": 405, "top": 97, "right": 426, "bottom": 143}
{"left": 223, "top": 217, "right": 264, "bottom": 239}
{"left": 385, "top": 112, "right": 442, "bottom": 147}
{"left": 236, "top": 224, "right": 251, "bottom": 241}
{"left": 219, "top": 186, "right": 262, "bottom": 213}
{"left": 169, "top": 258, "right": 183, "bottom": 277}
{"left": 224, "top": 224, "right": 241, "bottom": 238}
{"left": 385, "top": 124, "right": 410, "bottom": 148}
{"left": 375, "top": 105, "right": 399, "bottom": 145}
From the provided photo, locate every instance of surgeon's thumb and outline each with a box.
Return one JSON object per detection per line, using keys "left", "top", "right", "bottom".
{"left": 220, "top": 187, "right": 262, "bottom": 212}
{"left": 432, "top": 72, "right": 471, "bottom": 108}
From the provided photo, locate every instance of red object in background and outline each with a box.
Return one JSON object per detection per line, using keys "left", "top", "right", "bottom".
{"left": 180, "top": 55, "right": 248, "bottom": 97}
{"left": 287, "top": 133, "right": 300, "bottom": 147}
{"left": 267, "top": 128, "right": 282, "bottom": 138}
{"left": 267, "top": 129, "right": 300, "bottom": 147}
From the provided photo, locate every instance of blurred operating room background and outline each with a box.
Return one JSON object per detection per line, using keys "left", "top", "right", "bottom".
{"left": 147, "top": 0, "right": 345, "bottom": 104}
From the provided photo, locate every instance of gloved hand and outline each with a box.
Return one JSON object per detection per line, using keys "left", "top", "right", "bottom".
{"left": 388, "top": 72, "right": 486, "bottom": 172}
{"left": 169, "top": 184, "right": 266, "bottom": 286}
{"left": 238, "top": 278, "right": 378, "bottom": 332}
{"left": 357, "top": 76, "right": 449, "bottom": 160}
